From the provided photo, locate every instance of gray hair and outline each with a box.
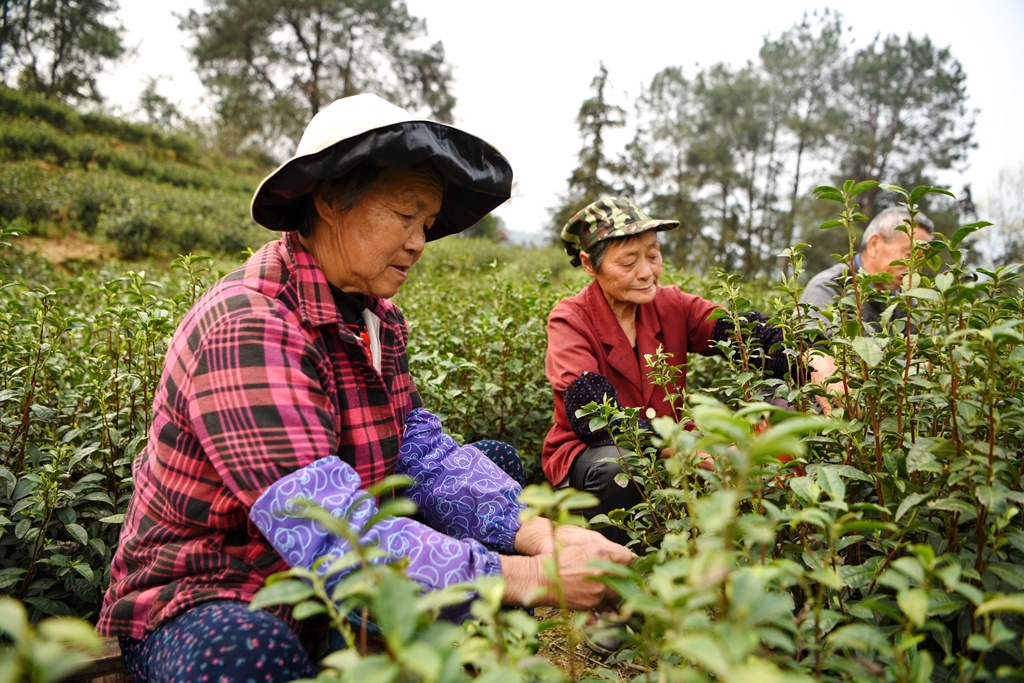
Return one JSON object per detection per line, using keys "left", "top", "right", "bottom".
{"left": 859, "top": 206, "right": 935, "bottom": 252}
{"left": 294, "top": 162, "right": 444, "bottom": 237}
{"left": 582, "top": 237, "right": 612, "bottom": 273}
{"left": 293, "top": 164, "right": 386, "bottom": 237}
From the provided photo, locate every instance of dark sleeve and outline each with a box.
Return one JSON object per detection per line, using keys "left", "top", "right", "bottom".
{"left": 711, "top": 311, "right": 808, "bottom": 381}
{"left": 564, "top": 371, "right": 653, "bottom": 446}
{"left": 801, "top": 268, "right": 844, "bottom": 308}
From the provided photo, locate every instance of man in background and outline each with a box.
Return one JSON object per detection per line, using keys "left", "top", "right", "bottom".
{"left": 801, "top": 206, "right": 934, "bottom": 331}
{"left": 800, "top": 206, "right": 934, "bottom": 412}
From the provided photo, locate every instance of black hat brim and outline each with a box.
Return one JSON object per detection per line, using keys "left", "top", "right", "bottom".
{"left": 251, "top": 121, "right": 513, "bottom": 241}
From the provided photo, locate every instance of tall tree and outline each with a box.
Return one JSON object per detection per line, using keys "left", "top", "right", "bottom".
{"left": 975, "top": 166, "right": 1024, "bottom": 267}
{"left": 557, "top": 15, "right": 978, "bottom": 280}
{"left": 626, "top": 66, "right": 706, "bottom": 269}
{"left": 687, "top": 62, "right": 781, "bottom": 275}
{"left": 837, "top": 33, "right": 976, "bottom": 217}
{"left": 179, "top": 0, "right": 456, "bottom": 153}
{"left": 548, "top": 63, "right": 626, "bottom": 240}
{"left": 758, "top": 9, "right": 848, "bottom": 253}
{"left": 461, "top": 213, "right": 508, "bottom": 243}
{"left": 138, "top": 76, "right": 185, "bottom": 131}
{"left": 0, "top": 0, "right": 125, "bottom": 103}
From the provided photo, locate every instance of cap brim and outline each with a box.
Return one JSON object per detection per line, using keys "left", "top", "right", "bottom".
{"left": 251, "top": 121, "right": 513, "bottom": 240}
{"left": 635, "top": 219, "right": 680, "bottom": 234}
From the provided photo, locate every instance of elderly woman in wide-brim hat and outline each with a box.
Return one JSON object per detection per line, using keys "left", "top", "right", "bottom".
{"left": 542, "top": 197, "right": 805, "bottom": 546}
{"left": 98, "top": 95, "right": 633, "bottom": 682}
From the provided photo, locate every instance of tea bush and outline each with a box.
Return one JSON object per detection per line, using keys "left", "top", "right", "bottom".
{"left": 573, "top": 183, "right": 1024, "bottom": 681}
{"left": 255, "top": 184, "right": 1024, "bottom": 681}
{"left": 0, "top": 595, "right": 102, "bottom": 682}
{"left": 0, "top": 85, "right": 271, "bottom": 260}
{"left": 0, "top": 237, "right": 220, "bottom": 622}
{"left": 0, "top": 85, "right": 198, "bottom": 162}
{"left": 398, "top": 242, "right": 581, "bottom": 483}
{"left": 0, "top": 161, "right": 267, "bottom": 257}
{"left": 0, "top": 233, "right": 587, "bottom": 622}
{"left": 0, "top": 182, "right": 1022, "bottom": 681}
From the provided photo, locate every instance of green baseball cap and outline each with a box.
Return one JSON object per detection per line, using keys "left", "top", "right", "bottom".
{"left": 560, "top": 196, "right": 679, "bottom": 267}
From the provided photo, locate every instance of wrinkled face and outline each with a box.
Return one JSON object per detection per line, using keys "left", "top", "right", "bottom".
{"left": 863, "top": 226, "right": 931, "bottom": 290}
{"left": 583, "top": 231, "right": 663, "bottom": 308}
{"left": 310, "top": 166, "right": 443, "bottom": 298}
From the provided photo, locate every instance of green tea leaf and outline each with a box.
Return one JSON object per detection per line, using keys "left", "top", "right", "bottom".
{"left": 898, "top": 588, "right": 928, "bottom": 627}
{"left": 852, "top": 336, "right": 888, "bottom": 367}
{"left": 976, "top": 594, "right": 1024, "bottom": 617}
{"left": 895, "top": 492, "right": 928, "bottom": 522}
{"left": 816, "top": 466, "right": 846, "bottom": 503}
{"left": 849, "top": 180, "right": 881, "bottom": 197}
{"left": 903, "top": 287, "right": 941, "bottom": 301}
{"left": 64, "top": 523, "right": 87, "bottom": 546}
{"left": 249, "top": 580, "right": 315, "bottom": 610}
{"left": 827, "top": 623, "right": 892, "bottom": 653}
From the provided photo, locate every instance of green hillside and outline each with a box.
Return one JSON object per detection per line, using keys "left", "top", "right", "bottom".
{"left": 0, "top": 86, "right": 273, "bottom": 261}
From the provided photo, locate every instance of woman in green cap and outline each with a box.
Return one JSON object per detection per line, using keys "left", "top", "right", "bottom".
{"left": 541, "top": 196, "right": 807, "bottom": 546}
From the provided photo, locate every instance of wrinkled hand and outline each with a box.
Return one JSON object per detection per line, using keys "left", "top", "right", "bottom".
{"left": 513, "top": 517, "right": 600, "bottom": 556}
{"left": 806, "top": 349, "right": 846, "bottom": 417}
{"left": 659, "top": 446, "right": 715, "bottom": 471}
{"left": 500, "top": 536, "right": 634, "bottom": 610}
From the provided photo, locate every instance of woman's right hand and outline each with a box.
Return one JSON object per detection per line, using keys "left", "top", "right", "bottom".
{"left": 513, "top": 516, "right": 615, "bottom": 556}
{"left": 806, "top": 349, "right": 846, "bottom": 416}
{"left": 500, "top": 532, "right": 634, "bottom": 610}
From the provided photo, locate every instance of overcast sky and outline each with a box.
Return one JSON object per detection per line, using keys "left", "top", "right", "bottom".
{"left": 99, "top": 0, "right": 1024, "bottom": 240}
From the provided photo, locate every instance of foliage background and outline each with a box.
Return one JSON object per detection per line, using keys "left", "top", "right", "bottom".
{"left": 1, "top": 32, "right": 1023, "bottom": 680}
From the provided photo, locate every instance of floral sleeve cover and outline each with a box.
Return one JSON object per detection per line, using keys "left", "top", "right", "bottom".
{"left": 397, "top": 407, "right": 524, "bottom": 553}
{"left": 249, "top": 408, "right": 523, "bottom": 620}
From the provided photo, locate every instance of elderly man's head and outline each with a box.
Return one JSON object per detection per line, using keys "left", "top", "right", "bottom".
{"left": 859, "top": 207, "right": 934, "bottom": 290}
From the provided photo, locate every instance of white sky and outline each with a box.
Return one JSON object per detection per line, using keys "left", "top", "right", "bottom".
{"left": 99, "top": 0, "right": 1024, "bottom": 239}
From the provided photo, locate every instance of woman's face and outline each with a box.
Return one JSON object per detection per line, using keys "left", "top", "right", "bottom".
{"left": 583, "top": 231, "right": 663, "bottom": 308}
{"left": 308, "top": 166, "right": 443, "bottom": 298}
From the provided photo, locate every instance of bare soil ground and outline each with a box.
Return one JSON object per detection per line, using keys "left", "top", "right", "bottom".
{"left": 15, "top": 232, "right": 116, "bottom": 269}
{"left": 535, "top": 607, "right": 652, "bottom": 681}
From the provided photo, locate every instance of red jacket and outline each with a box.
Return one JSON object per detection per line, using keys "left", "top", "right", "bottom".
{"left": 541, "top": 280, "right": 720, "bottom": 485}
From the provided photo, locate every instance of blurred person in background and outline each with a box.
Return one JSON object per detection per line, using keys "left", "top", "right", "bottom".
{"left": 799, "top": 206, "right": 934, "bottom": 391}
{"left": 801, "top": 206, "right": 934, "bottom": 330}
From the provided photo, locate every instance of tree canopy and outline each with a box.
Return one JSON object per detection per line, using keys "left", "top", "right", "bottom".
{"left": 179, "top": 0, "right": 456, "bottom": 154}
{"left": 548, "top": 63, "right": 626, "bottom": 237}
{"left": 0, "top": 0, "right": 125, "bottom": 103}
{"left": 553, "top": 10, "right": 977, "bottom": 277}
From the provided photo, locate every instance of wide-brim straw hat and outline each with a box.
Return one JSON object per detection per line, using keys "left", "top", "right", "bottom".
{"left": 251, "top": 93, "right": 513, "bottom": 240}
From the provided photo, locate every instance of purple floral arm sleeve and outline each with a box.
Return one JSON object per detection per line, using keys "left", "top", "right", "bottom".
{"left": 397, "top": 408, "right": 525, "bottom": 554}
{"left": 249, "top": 456, "right": 502, "bottom": 621}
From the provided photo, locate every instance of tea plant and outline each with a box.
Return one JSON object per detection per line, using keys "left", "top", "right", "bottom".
{"left": 399, "top": 246, "right": 577, "bottom": 483}
{"left": 249, "top": 479, "right": 600, "bottom": 683}
{"left": 574, "top": 183, "right": 1024, "bottom": 680}
{"left": 0, "top": 243, "right": 220, "bottom": 621}
{"left": 0, "top": 85, "right": 270, "bottom": 260}
{"left": 0, "top": 595, "right": 101, "bottom": 682}
{"left": 1, "top": 178, "right": 1022, "bottom": 682}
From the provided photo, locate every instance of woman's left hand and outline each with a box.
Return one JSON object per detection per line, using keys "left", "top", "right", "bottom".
{"left": 500, "top": 536, "right": 635, "bottom": 610}
{"left": 513, "top": 517, "right": 607, "bottom": 556}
